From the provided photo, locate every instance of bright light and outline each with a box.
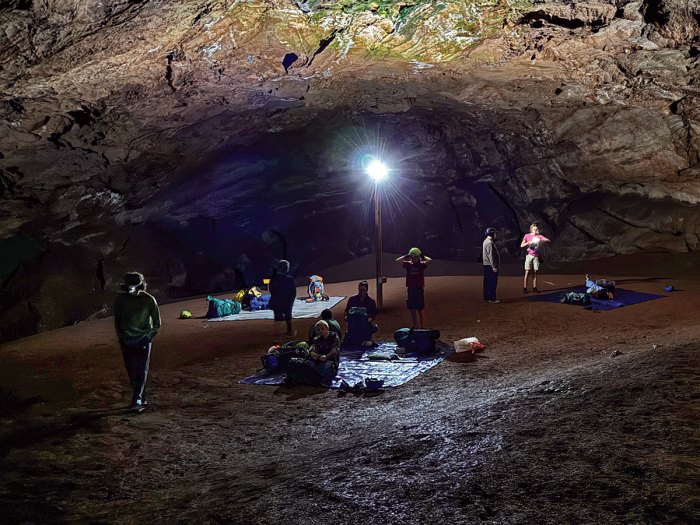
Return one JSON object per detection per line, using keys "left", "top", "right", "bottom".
{"left": 366, "top": 159, "right": 388, "bottom": 182}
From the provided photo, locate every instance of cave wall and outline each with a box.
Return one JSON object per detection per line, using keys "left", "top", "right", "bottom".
{"left": 0, "top": 0, "right": 699, "bottom": 341}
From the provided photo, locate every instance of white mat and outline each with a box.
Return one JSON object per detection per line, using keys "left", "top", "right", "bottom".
{"left": 205, "top": 296, "right": 346, "bottom": 322}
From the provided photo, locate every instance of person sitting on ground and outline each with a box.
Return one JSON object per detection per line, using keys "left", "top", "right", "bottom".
{"left": 344, "top": 281, "right": 379, "bottom": 346}
{"left": 344, "top": 280, "right": 377, "bottom": 321}
{"left": 585, "top": 274, "right": 615, "bottom": 300}
{"left": 308, "top": 309, "right": 342, "bottom": 344}
{"left": 286, "top": 320, "right": 340, "bottom": 387}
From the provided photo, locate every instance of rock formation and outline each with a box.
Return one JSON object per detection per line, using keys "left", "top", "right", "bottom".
{"left": 0, "top": 0, "right": 698, "bottom": 341}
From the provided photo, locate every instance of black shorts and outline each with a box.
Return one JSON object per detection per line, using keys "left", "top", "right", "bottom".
{"left": 273, "top": 308, "right": 292, "bottom": 321}
{"left": 406, "top": 287, "right": 425, "bottom": 310}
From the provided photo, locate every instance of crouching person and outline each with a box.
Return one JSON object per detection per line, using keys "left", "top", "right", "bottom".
{"left": 285, "top": 320, "right": 339, "bottom": 387}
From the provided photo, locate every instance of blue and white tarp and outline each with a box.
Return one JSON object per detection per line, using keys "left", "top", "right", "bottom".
{"left": 239, "top": 341, "right": 453, "bottom": 388}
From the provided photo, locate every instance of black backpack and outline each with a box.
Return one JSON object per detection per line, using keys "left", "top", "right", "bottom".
{"left": 261, "top": 341, "right": 309, "bottom": 372}
{"left": 394, "top": 328, "right": 441, "bottom": 354}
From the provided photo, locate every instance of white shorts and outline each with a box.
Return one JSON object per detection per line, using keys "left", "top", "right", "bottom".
{"left": 525, "top": 254, "right": 540, "bottom": 271}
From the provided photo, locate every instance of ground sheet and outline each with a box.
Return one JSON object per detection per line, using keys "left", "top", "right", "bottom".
{"left": 528, "top": 287, "right": 666, "bottom": 310}
{"left": 205, "top": 296, "right": 346, "bottom": 321}
{"left": 239, "top": 341, "right": 453, "bottom": 388}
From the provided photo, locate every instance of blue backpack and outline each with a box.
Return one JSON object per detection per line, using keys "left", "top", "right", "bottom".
{"left": 249, "top": 294, "right": 271, "bottom": 311}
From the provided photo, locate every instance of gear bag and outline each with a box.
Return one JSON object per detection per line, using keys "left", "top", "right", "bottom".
{"left": 393, "top": 328, "right": 441, "bottom": 354}
{"left": 261, "top": 341, "right": 309, "bottom": 372}
{"left": 560, "top": 291, "right": 591, "bottom": 306}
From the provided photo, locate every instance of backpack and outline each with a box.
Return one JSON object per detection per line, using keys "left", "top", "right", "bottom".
{"left": 249, "top": 294, "right": 271, "bottom": 311}
{"left": 261, "top": 341, "right": 309, "bottom": 372}
{"left": 560, "top": 291, "right": 591, "bottom": 306}
{"left": 394, "top": 328, "right": 441, "bottom": 354}
{"left": 345, "top": 307, "right": 373, "bottom": 346}
{"left": 307, "top": 275, "right": 329, "bottom": 302}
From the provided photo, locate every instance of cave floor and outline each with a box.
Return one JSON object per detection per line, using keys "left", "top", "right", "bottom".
{"left": 1, "top": 274, "right": 700, "bottom": 524}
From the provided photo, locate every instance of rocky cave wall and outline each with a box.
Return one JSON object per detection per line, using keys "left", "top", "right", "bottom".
{"left": 0, "top": 0, "right": 698, "bottom": 342}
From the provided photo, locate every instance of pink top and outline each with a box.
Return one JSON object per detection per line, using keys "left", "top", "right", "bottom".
{"left": 523, "top": 233, "right": 549, "bottom": 257}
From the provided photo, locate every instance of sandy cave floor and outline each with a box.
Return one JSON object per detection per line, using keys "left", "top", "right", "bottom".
{"left": 1, "top": 273, "right": 700, "bottom": 524}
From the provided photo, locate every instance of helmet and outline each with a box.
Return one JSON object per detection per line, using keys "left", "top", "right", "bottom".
{"left": 408, "top": 247, "right": 422, "bottom": 256}
{"left": 179, "top": 310, "right": 192, "bottom": 319}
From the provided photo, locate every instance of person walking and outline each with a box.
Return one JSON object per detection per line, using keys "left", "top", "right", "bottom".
{"left": 114, "top": 272, "right": 161, "bottom": 413}
{"left": 482, "top": 228, "right": 500, "bottom": 303}
{"left": 521, "top": 223, "right": 550, "bottom": 294}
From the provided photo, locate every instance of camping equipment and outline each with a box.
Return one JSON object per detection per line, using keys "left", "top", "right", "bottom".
{"left": 206, "top": 296, "right": 242, "bottom": 318}
{"left": 394, "top": 328, "right": 441, "bottom": 354}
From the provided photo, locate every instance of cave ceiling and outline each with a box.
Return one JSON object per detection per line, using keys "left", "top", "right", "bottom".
{"left": 0, "top": 0, "right": 699, "bottom": 338}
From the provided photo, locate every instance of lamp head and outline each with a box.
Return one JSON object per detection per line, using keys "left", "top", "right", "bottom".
{"left": 366, "top": 159, "right": 388, "bottom": 182}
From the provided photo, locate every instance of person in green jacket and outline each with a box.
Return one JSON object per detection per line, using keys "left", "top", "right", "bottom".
{"left": 114, "top": 272, "right": 161, "bottom": 413}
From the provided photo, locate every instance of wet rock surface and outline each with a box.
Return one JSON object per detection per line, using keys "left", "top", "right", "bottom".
{"left": 0, "top": 0, "right": 699, "bottom": 340}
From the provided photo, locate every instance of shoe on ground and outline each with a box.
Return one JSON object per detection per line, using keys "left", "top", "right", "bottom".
{"left": 523, "top": 288, "right": 528, "bottom": 294}
{"left": 534, "top": 287, "right": 540, "bottom": 293}
{"left": 488, "top": 300, "right": 501, "bottom": 304}
{"left": 131, "top": 403, "right": 148, "bottom": 414}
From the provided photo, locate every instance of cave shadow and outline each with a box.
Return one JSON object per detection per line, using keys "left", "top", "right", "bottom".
{"left": 448, "top": 352, "right": 489, "bottom": 363}
{"left": 273, "top": 385, "right": 329, "bottom": 400}
{"left": 0, "top": 410, "right": 108, "bottom": 459}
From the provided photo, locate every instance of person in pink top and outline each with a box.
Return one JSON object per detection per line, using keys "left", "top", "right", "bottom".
{"left": 521, "top": 223, "right": 550, "bottom": 293}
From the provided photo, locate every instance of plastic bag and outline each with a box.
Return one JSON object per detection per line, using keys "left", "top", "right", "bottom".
{"left": 454, "top": 337, "right": 485, "bottom": 353}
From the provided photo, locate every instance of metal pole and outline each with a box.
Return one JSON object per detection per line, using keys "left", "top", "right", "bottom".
{"left": 374, "top": 185, "right": 383, "bottom": 309}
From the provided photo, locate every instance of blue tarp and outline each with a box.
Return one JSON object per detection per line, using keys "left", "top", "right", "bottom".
{"left": 528, "top": 286, "right": 666, "bottom": 311}
{"left": 239, "top": 341, "right": 453, "bottom": 388}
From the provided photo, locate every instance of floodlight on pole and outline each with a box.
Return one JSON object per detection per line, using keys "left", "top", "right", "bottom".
{"left": 366, "top": 158, "right": 388, "bottom": 309}
{"left": 366, "top": 159, "right": 388, "bottom": 182}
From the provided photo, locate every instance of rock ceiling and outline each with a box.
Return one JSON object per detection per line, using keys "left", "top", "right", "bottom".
{"left": 0, "top": 0, "right": 699, "bottom": 339}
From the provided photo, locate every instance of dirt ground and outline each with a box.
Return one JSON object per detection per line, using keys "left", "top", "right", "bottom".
{"left": 1, "top": 269, "right": 700, "bottom": 524}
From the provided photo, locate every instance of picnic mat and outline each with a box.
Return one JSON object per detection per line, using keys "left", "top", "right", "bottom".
{"left": 239, "top": 341, "right": 453, "bottom": 388}
{"left": 206, "top": 296, "right": 346, "bottom": 322}
{"left": 528, "top": 286, "right": 666, "bottom": 311}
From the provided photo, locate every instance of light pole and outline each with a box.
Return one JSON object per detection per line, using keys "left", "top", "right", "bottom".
{"left": 366, "top": 159, "right": 388, "bottom": 309}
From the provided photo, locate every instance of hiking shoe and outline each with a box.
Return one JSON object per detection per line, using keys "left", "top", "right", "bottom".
{"left": 488, "top": 300, "right": 501, "bottom": 304}
{"left": 534, "top": 287, "right": 540, "bottom": 293}
{"left": 131, "top": 404, "right": 148, "bottom": 414}
{"left": 523, "top": 288, "right": 528, "bottom": 294}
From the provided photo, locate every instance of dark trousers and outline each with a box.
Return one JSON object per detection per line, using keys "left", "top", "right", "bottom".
{"left": 120, "top": 338, "right": 152, "bottom": 407}
{"left": 483, "top": 266, "right": 499, "bottom": 301}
